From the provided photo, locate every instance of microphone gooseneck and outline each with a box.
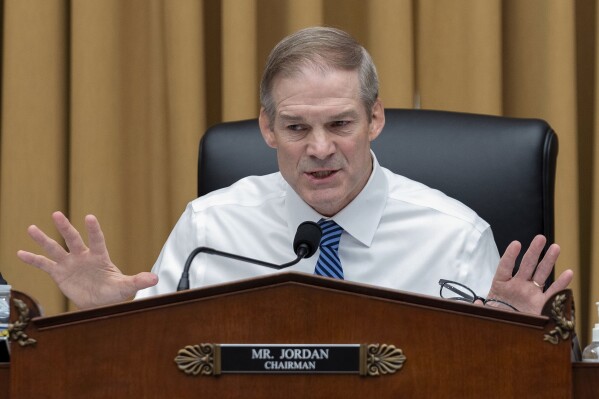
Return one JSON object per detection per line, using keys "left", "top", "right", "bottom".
{"left": 176, "top": 221, "right": 322, "bottom": 291}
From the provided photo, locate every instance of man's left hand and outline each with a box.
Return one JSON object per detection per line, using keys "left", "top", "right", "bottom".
{"left": 485, "top": 235, "right": 573, "bottom": 314}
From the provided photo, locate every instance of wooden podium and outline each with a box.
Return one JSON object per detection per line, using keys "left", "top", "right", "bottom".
{"left": 0, "top": 272, "right": 587, "bottom": 398}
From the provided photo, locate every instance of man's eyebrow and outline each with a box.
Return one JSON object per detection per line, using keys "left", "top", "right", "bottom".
{"left": 276, "top": 110, "right": 360, "bottom": 123}
{"left": 329, "top": 110, "right": 360, "bottom": 120}
{"left": 277, "top": 114, "right": 305, "bottom": 123}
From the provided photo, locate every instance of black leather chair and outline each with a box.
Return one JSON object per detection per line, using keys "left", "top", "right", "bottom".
{"left": 198, "top": 109, "right": 558, "bottom": 280}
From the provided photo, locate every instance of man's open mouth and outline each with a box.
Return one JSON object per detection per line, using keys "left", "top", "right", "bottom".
{"left": 309, "top": 170, "right": 337, "bottom": 178}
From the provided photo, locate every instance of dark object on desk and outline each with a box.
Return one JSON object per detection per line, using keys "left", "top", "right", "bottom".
{"left": 0, "top": 272, "right": 9, "bottom": 361}
{"left": 0, "top": 339, "right": 8, "bottom": 362}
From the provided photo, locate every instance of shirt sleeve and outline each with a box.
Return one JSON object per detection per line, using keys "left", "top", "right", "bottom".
{"left": 135, "top": 202, "right": 205, "bottom": 299}
{"left": 459, "top": 226, "right": 500, "bottom": 297}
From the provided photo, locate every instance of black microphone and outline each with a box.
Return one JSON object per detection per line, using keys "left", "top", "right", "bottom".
{"left": 176, "top": 221, "right": 322, "bottom": 291}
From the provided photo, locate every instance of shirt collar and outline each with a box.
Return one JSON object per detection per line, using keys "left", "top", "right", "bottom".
{"left": 285, "top": 151, "right": 388, "bottom": 247}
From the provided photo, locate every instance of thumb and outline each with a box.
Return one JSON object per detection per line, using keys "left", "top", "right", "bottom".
{"left": 132, "top": 272, "right": 159, "bottom": 291}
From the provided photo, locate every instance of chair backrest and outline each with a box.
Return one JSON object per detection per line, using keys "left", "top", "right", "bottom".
{"left": 198, "top": 108, "right": 558, "bottom": 275}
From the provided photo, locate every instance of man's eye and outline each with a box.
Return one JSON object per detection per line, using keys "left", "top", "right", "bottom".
{"left": 331, "top": 121, "right": 351, "bottom": 128}
{"left": 287, "top": 124, "right": 306, "bottom": 132}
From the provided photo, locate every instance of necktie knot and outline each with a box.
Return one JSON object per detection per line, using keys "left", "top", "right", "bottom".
{"left": 314, "top": 219, "right": 344, "bottom": 279}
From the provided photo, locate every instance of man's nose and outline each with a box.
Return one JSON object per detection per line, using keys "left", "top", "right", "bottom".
{"left": 306, "top": 129, "right": 335, "bottom": 159}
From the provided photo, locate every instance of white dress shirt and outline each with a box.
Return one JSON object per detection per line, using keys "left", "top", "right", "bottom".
{"left": 136, "top": 154, "right": 499, "bottom": 300}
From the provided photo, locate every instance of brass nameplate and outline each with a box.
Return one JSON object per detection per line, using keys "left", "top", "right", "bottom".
{"left": 175, "top": 343, "right": 406, "bottom": 377}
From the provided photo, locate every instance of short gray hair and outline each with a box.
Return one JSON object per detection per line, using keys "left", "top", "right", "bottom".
{"left": 259, "top": 27, "right": 379, "bottom": 128}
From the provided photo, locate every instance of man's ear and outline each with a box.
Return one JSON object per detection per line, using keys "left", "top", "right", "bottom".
{"left": 368, "top": 99, "right": 385, "bottom": 142}
{"left": 259, "top": 108, "right": 277, "bottom": 148}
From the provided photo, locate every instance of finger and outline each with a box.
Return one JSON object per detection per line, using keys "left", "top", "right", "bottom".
{"left": 26, "top": 224, "right": 69, "bottom": 261}
{"left": 495, "top": 241, "right": 522, "bottom": 282}
{"left": 118, "top": 273, "right": 159, "bottom": 300}
{"left": 514, "top": 235, "right": 547, "bottom": 281}
{"left": 132, "top": 272, "right": 159, "bottom": 290}
{"left": 531, "top": 243, "right": 560, "bottom": 286}
{"left": 85, "top": 215, "right": 108, "bottom": 255}
{"left": 17, "top": 250, "right": 57, "bottom": 273}
{"left": 52, "top": 211, "right": 88, "bottom": 254}
{"left": 543, "top": 269, "right": 574, "bottom": 298}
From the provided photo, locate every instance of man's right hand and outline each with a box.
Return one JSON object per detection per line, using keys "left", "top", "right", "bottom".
{"left": 17, "top": 211, "right": 158, "bottom": 309}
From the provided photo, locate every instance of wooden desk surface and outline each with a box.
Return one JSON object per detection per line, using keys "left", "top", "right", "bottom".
{"left": 572, "top": 362, "right": 599, "bottom": 398}
{"left": 0, "top": 363, "right": 8, "bottom": 399}
{"left": 1, "top": 284, "right": 592, "bottom": 398}
{"left": 2, "top": 355, "right": 599, "bottom": 396}
{"left": 1, "top": 361, "right": 598, "bottom": 397}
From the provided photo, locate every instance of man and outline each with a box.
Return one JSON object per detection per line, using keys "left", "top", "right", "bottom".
{"left": 17, "top": 27, "right": 572, "bottom": 314}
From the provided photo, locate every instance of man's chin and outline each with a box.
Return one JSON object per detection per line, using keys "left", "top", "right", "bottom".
{"left": 304, "top": 195, "right": 345, "bottom": 217}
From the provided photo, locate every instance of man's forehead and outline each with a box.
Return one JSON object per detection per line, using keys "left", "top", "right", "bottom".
{"left": 271, "top": 66, "right": 359, "bottom": 94}
{"left": 277, "top": 109, "right": 361, "bottom": 122}
{"left": 266, "top": 66, "right": 366, "bottom": 125}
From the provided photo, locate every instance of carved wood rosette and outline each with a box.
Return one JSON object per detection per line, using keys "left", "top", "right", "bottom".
{"left": 542, "top": 290, "right": 575, "bottom": 345}
{"left": 364, "top": 343, "right": 407, "bottom": 376}
{"left": 174, "top": 343, "right": 218, "bottom": 376}
{"left": 7, "top": 298, "right": 36, "bottom": 347}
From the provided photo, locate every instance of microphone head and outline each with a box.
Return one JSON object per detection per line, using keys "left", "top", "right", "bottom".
{"left": 293, "top": 221, "right": 322, "bottom": 259}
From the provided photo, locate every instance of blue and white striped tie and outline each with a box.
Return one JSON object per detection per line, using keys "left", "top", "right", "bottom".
{"left": 314, "top": 219, "right": 344, "bottom": 279}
